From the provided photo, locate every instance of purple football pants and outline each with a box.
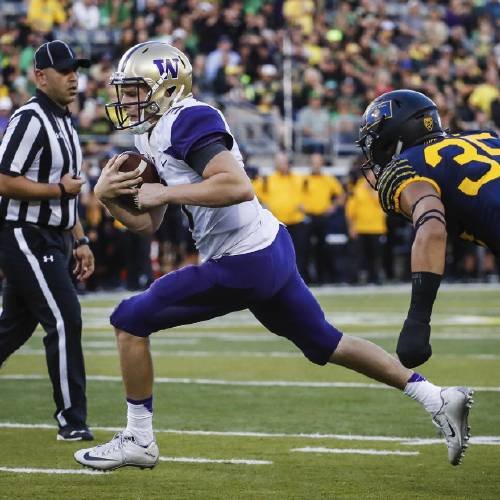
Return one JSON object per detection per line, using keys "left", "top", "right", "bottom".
{"left": 111, "top": 225, "right": 342, "bottom": 365}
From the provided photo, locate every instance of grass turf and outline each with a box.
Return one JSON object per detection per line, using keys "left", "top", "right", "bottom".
{"left": 0, "top": 286, "right": 499, "bottom": 499}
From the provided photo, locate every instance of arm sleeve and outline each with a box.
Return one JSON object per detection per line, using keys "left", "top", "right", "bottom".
{"left": 0, "top": 111, "right": 44, "bottom": 177}
{"left": 185, "top": 135, "right": 229, "bottom": 176}
{"left": 168, "top": 105, "right": 233, "bottom": 162}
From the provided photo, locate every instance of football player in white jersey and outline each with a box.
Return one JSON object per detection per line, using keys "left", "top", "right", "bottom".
{"left": 74, "top": 42, "right": 473, "bottom": 470}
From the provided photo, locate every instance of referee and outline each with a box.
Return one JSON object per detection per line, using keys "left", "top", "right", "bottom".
{"left": 0, "top": 41, "right": 95, "bottom": 441}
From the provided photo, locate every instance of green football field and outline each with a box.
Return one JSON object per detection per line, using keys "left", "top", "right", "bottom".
{"left": 0, "top": 285, "right": 499, "bottom": 499}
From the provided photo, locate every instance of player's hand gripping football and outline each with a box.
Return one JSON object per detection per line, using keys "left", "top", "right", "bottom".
{"left": 136, "top": 183, "right": 167, "bottom": 211}
{"left": 396, "top": 317, "right": 432, "bottom": 368}
{"left": 94, "top": 154, "right": 142, "bottom": 202}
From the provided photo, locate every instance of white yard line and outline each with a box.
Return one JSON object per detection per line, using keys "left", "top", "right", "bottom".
{"left": 13, "top": 348, "right": 500, "bottom": 360}
{"left": 26, "top": 330, "right": 500, "bottom": 341}
{"left": 78, "top": 314, "right": 500, "bottom": 329}
{"left": 311, "top": 283, "right": 500, "bottom": 295}
{"left": 159, "top": 456, "right": 272, "bottom": 465}
{"left": 0, "top": 466, "right": 106, "bottom": 475}
{"left": 291, "top": 447, "right": 419, "bottom": 456}
{"left": 95, "top": 331, "right": 500, "bottom": 341}
{"left": 76, "top": 283, "right": 500, "bottom": 303}
{"left": 2, "top": 374, "right": 500, "bottom": 392}
{"left": 15, "top": 349, "right": 302, "bottom": 358}
{"left": 1, "top": 422, "right": 499, "bottom": 446}
{"left": 83, "top": 339, "right": 199, "bottom": 348}
{"left": 400, "top": 436, "right": 500, "bottom": 446}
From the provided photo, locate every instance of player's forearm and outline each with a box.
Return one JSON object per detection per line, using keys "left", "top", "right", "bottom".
{"left": 0, "top": 173, "right": 61, "bottom": 200}
{"left": 400, "top": 223, "right": 446, "bottom": 368}
{"left": 101, "top": 199, "right": 158, "bottom": 235}
{"left": 161, "top": 173, "right": 254, "bottom": 208}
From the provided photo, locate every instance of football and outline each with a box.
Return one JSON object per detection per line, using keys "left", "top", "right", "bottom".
{"left": 116, "top": 151, "right": 160, "bottom": 208}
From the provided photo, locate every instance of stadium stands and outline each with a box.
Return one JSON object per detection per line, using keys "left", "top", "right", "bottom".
{"left": 1, "top": 0, "right": 498, "bottom": 287}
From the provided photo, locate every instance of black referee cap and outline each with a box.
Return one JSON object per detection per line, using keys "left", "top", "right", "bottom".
{"left": 34, "top": 40, "right": 90, "bottom": 71}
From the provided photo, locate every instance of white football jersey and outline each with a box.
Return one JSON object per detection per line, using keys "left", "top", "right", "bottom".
{"left": 135, "top": 97, "right": 279, "bottom": 261}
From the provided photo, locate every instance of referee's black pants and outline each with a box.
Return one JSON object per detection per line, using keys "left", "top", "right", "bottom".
{"left": 0, "top": 224, "right": 87, "bottom": 429}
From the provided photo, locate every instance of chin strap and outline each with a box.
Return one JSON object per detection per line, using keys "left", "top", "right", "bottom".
{"left": 130, "top": 119, "right": 155, "bottom": 135}
{"left": 169, "top": 84, "right": 185, "bottom": 108}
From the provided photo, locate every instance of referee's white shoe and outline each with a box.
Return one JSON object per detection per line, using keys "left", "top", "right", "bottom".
{"left": 432, "top": 386, "right": 474, "bottom": 466}
{"left": 74, "top": 431, "right": 159, "bottom": 471}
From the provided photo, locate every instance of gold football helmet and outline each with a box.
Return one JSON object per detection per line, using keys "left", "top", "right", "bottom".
{"left": 106, "top": 41, "right": 192, "bottom": 134}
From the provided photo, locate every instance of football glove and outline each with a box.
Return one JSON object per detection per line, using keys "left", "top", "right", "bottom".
{"left": 397, "top": 317, "right": 432, "bottom": 368}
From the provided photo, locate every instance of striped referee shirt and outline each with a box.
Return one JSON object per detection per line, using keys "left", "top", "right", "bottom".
{"left": 0, "top": 89, "right": 82, "bottom": 229}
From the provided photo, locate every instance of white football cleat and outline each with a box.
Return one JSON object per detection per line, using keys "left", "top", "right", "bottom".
{"left": 74, "top": 431, "right": 159, "bottom": 471}
{"left": 432, "top": 386, "right": 474, "bottom": 466}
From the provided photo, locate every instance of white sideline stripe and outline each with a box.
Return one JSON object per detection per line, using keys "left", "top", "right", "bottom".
{"left": 84, "top": 338, "right": 198, "bottom": 347}
{"left": 0, "top": 466, "right": 106, "bottom": 475}
{"left": 401, "top": 437, "right": 500, "bottom": 446}
{"left": 77, "top": 330, "right": 500, "bottom": 340}
{"left": 311, "top": 283, "right": 500, "bottom": 295}
{"left": 1, "top": 423, "right": 499, "bottom": 446}
{"left": 13, "top": 228, "right": 71, "bottom": 410}
{"left": 76, "top": 283, "right": 500, "bottom": 302}
{"left": 14, "top": 348, "right": 500, "bottom": 360}
{"left": 16, "top": 349, "right": 120, "bottom": 357}
{"left": 291, "top": 447, "right": 419, "bottom": 456}
{"left": 79, "top": 316, "right": 500, "bottom": 329}
{"left": 2, "top": 374, "right": 500, "bottom": 392}
{"left": 0, "top": 373, "right": 385, "bottom": 389}
{"left": 159, "top": 456, "right": 272, "bottom": 465}
{"left": 74, "top": 283, "right": 500, "bottom": 308}
{"left": 16, "top": 348, "right": 302, "bottom": 358}
{"left": 26, "top": 328, "right": 500, "bottom": 341}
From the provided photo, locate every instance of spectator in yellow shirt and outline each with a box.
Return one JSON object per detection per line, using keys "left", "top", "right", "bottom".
{"left": 468, "top": 67, "right": 499, "bottom": 118}
{"left": 283, "top": 0, "right": 315, "bottom": 35}
{"left": 302, "top": 153, "right": 345, "bottom": 283}
{"left": 253, "top": 152, "right": 307, "bottom": 276}
{"left": 346, "top": 174, "right": 387, "bottom": 284}
{"left": 28, "top": 0, "right": 67, "bottom": 33}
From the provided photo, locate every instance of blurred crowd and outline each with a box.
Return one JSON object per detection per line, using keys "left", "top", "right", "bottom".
{"left": 1, "top": 0, "right": 499, "bottom": 289}
{"left": 252, "top": 152, "right": 499, "bottom": 287}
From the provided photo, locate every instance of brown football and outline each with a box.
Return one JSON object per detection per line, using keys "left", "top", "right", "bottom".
{"left": 116, "top": 151, "right": 160, "bottom": 208}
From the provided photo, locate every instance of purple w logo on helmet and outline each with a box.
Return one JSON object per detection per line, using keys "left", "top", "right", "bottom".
{"left": 153, "top": 58, "right": 179, "bottom": 78}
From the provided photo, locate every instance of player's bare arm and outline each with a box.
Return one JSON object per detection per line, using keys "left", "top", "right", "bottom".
{"left": 94, "top": 154, "right": 166, "bottom": 235}
{"left": 0, "top": 171, "right": 83, "bottom": 200}
{"left": 396, "top": 179, "right": 447, "bottom": 369}
{"left": 399, "top": 181, "right": 447, "bottom": 274}
{"left": 137, "top": 150, "right": 254, "bottom": 210}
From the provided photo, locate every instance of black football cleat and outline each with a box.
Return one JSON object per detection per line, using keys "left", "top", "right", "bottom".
{"left": 57, "top": 425, "right": 94, "bottom": 442}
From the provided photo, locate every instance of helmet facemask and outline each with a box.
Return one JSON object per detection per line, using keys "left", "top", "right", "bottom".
{"left": 358, "top": 119, "right": 403, "bottom": 190}
{"left": 105, "top": 42, "right": 193, "bottom": 135}
{"left": 105, "top": 76, "right": 161, "bottom": 135}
